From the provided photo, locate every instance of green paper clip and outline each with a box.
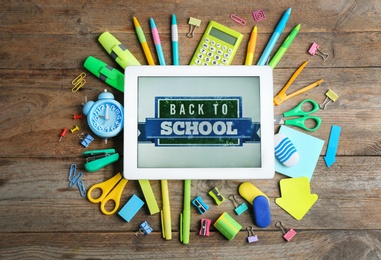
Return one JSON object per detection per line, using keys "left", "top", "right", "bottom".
{"left": 98, "top": 31, "right": 141, "bottom": 69}
{"left": 83, "top": 148, "right": 119, "bottom": 172}
{"left": 84, "top": 56, "right": 124, "bottom": 92}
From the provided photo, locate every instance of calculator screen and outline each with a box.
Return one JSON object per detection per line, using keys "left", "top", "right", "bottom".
{"left": 209, "top": 27, "right": 238, "bottom": 46}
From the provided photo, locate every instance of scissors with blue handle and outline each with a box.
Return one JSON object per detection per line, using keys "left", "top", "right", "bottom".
{"left": 274, "top": 99, "right": 322, "bottom": 132}
{"left": 87, "top": 172, "right": 128, "bottom": 215}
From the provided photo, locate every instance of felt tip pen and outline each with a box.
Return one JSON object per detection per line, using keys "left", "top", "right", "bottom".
{"left": 171, "top": 14, "right": 179, "bottom": 65}
{"left": 150, "top": 17, "right": 166, "bottom": 65}
{"left": 269, "top": 24, "right": 301, "bottom": 69}
{"left": 133, "top": 17, "right": 155, "bottom": 65}
{"left": 161, "top": 180, "right": 172, "bottom": 240}
{"left": 257, "top": 7, "right": 292, "bottom": 65}
{"left": 245, "top": 26, "right": 257, "bottom": 65}
{"left": 180, "top": 180, "right": 191, "bottom": 244}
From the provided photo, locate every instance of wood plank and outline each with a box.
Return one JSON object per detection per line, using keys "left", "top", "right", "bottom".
{"left": 1, "top": 231, "right": 380, "bottom": 259}
{"left": 0, "top": 157, "right": 380, "bottom": 233}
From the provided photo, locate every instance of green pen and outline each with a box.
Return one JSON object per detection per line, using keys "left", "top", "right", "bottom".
{"left": 269, "top": 24, "right": 301, "bottom": 69}
{"left": 180, "top": 180, "right": 191, "bottom": 244}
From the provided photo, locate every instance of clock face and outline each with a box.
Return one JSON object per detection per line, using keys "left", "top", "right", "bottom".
{"left": 88, "top": 101, "right": 124, "bottom": 138}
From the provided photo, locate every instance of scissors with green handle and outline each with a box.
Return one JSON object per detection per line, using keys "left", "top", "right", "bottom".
{"left": 87, "top": 172, "right": 128, "bottom": 215}
{"left": 274, "top": 99, "right": 322, "bottom": 132}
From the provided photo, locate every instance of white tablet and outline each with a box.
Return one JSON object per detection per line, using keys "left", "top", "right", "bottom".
{"left": 124, "top": 65, "right": 274, "bottom": 180}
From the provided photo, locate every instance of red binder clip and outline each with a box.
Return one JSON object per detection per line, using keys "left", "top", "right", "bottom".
{"left": 308, "top": 42, "right": 329, "bottom": 60}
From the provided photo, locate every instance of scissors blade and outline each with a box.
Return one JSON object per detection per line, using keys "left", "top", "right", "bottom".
{"left": 274, "top": 114, "right": 285, "bottom": 125}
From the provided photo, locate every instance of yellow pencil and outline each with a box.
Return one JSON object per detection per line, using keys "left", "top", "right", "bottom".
{"left": 133, "top": 17, "right": 155, "bottom": 65}
{"left": 245, "top": 26, "right": 257, "bottom": 65}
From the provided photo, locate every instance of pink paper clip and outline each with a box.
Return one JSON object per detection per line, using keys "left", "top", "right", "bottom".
{"left": 252, "top": 9, "right": 266, "bottom": 22}
{"left": 308, "top": 42, "right": 329, "bottom": 60}
{"left": 230, "top": 14, "right": 246, "bottom": 25}
{"left": 199, "top": 218, "right": 211, "bottom": 236}
{"left": 275, "top": 221, "right": 297, "bottom": 241}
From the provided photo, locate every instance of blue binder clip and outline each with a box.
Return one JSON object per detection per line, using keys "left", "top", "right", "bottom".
{"left": 192, "top": 196, "right": 209, "bottom": 214}
{"left": 135, "top": 221, "right": 153, "bottom": 236}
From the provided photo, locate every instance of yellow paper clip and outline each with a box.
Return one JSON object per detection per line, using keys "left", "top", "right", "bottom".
{"left": 319, "top": 89, "right": 339, "bottom": 109}
{"left": 273, "top": 60, "right": 324, "bottom": 106}
{"left": 71, "top": 72, "right": 86, "bottom": 93}
{"left": 187, "top": 17, "right": 201, "bottom": 38}
{"left": 230, "top": 14, "right": 246, "bottom": 25}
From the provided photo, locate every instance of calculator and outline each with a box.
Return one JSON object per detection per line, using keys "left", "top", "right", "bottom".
{"left": 189, "top": 20, "right": 244, "bottom": 66}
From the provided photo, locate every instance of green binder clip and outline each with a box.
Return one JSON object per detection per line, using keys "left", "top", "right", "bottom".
{"left": 83, "top": 148, "right": 119, "bottom": 172}
{"left": 84, "top": 56, "right": 124, "bottom": 92}
{"left": 98, "top": 31, "right": 141, "bottom": 69}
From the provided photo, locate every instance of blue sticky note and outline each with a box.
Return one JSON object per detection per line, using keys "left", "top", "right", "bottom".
{"left": 118, "top": 194, "right": 145, "bottom": 222}
{"left": 275, "top": 126, "right": 324, "bottom": 180}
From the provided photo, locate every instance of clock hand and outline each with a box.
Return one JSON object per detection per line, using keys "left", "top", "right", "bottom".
{"left": 105, "top": 104, "right": 109, "bottom": 121}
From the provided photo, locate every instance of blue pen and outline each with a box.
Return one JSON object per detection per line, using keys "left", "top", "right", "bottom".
{"left": 171, "top": 14, "right": 179, "bottom": 65}
{"left": 150, "top": 18, "right": 166, "bottom": 65}
{"left": 257, "top": 8, "right": 292, "bottom": 66}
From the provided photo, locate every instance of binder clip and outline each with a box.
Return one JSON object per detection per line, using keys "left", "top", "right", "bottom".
{"left": 192, "top": 196, "right": 209, "bottom": 214}
{"left": 308, "top": 42, "right": 329, "bottom": 60}
{"left": 84, "top": 56, "right": 124, "bottom": 93}
{"left": 187, "top": 17, "right": 201, "bottom": 38}
{"left": 135, "top": 221, "right": 153, "bottom": 236}
{"left": 208, "top": 187, "right": 225, "bottom": 205}
{"left": 83, "top": 148, "right": 119, "bottom": 172}
{"left": 68, "top": 164, "right": 86, "bottom": 197}
{"left": 98, "top": 31, "right": 141, "bottom": 69}
{"left": 71, "top": 72, "right": 86, "bottom": 93}
{"left": 228, "top": 195, "right": 248, "bottom": 215}
{"left": 275, "top": 221, "right": 297, "bottom": 241}
{"left": 80, "top": 133, "right": 94, "bottom": 148}
{"left": 319, "top": 89, "right": 339, "bottom": 110}
{"left": 199, "top": 218, "right": 211, "bottom": 236}
{"left": 246, "top": 226, "right": 258, "bottom": 243}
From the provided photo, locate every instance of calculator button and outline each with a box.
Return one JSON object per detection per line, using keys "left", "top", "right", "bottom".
{"left": 205, "top": 38, "right": 210, "bottom": 43}
{"left": 224, "top": 53, "right": 230, "bottom": 59}
{"left": 216, "top": 43, "right": 221, "bottom": 48}
{"left": 212, "top": 60, "right": 219, "bottom": 65}
{"left": 222, "top": 46, "right": 227, "bottom": 51}
{"left": 200, "top": 48, "right": 206, "bottom": 54}
{"left": 205, "top": 57, "right": 211, "bottom": 62}
{"left": 222, "top": 58, "right": 228, "bottom": 64}
{"left": 211, "top": 40, "right": 215, "bottom": 45}
{"left": 228, "top": 48, "right": 233, "bottom": 53}
{"left": 197, "top": 54, "right": 203, "bottom": 59}
{"left": 217, "top": 50, "right": 223, "bottom": 55}
{"left": 215, "top": 55, "right": 220, "bottom": 60}
{"left": 202, "top": 62, "right": 208, "bottom": 66}
{"left": 195, "top": 59, "right": 201, "bottom": 64}
{"left": 210, "top": 46, "right": 216, "bottom": 52}
{"left": 207, "top": 52, "right": 213, "bottom": 57}
{"left": 202, "top": 43, "right": 209, "bottom": 49}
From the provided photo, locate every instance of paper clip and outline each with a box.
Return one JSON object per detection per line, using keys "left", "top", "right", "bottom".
{"left": 135, "top": 221, "right": 153, "bottom": 236}
{"left": 252, "top": 9, "right": 266, "bottom": 22}
{"left": 246, "top": 226, "right": 259, "bottom": 243}
{"left": 71, "top": 72, "right": 86, "bottom": 93}
{"left": 77, "top": 179, "right": 86, "bottom": 197}
{"left": 273, "top": 60, "right": 324, "bottom": 106}
{"left": 275, "top": 221, "right": 297, "bottom": 241}
{"left": 192, "top": 196, "right": 209, "bottom": 214}
{"left": 230, "top": 14, "right": 246, "bottom": 25}
{"left": 228, "top": 195, "right": 248, "bottom": 215}
{"left": 208, "top": 187, "right": 225, "bottom": 205}
{"left": 319, "top": 89, "right": 339, "bottom": 110}
{"left": 68, "top": 164, "right": 86, "bottom": 197}
{"left": 187, "top": 17, "right": 201, "bottom": 38}
{"left": 199, "top": 218, "right": 211, "bottom": 236}
{"left": 308, "top": 42, "right": 329, "bottom": 60}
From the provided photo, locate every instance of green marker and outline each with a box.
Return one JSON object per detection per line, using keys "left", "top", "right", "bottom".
{"left": 269, "top": 24, "right": 301, "bottom": 69}
{"left": 180, "top": 180, "right": 191, "bottom": 244}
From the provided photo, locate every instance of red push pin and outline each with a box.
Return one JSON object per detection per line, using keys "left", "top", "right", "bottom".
{"left": 73, "top": 114, "right": 83, "bottom": 120}
{"left": 59, "top": 128, "right": 68, "bottom": 142}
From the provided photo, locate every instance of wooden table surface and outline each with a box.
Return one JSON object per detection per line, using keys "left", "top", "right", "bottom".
{"left": 1, "top": 0, "right": 381, "bottom": 259}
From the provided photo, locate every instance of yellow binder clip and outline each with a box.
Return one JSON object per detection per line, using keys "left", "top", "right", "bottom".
{"left": 273, "top": 60, "right": 324, "bottom": 106}
{"left": 71, "top": 72, "right": 86, "bottom": 93}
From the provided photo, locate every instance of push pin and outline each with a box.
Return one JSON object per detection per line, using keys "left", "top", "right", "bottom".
{"left": 70, "top": 125, "right": 80, "bottom": 133}
{"left": 58, "top": 128, "right": 68, "bottom": 141}
{"left": 246, "top": 226, "right": 259, "bottom": 243}
{"left": 187, "top": 17, "right": 201, "bottom": 38}
{"left": 308, "top": 42, "right": 329, "bottom": 60}
{"left": 319, "top": 89, "right": 339, "bottom": 110}
{"left": 71, "top": 72, "right": 86, "bottom": 93}
{"left": 228, "top": 195, "right": 248, "bottom": 215}
{"left": 135, "top": 221, "right": 153, "bottom": 236}
{"left": 73, "top": 114, "right": 83, "bottom": 120}
{"left": 275, "top": 221, "right": 296, "bottom": 241}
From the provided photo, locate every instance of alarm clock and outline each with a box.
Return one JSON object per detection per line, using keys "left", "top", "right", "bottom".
{"left": 83, "top": 89, "right": 124, "bottom": 141}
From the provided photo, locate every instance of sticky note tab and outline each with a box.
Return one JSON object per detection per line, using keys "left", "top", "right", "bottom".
{"left": 275, "top": 126, "right": 324, "bottom": 180}
{"left": 275, "top": 177, "right": 318, "bottom": 220}
{"left": 118, "top": 194, "right": 145, "bottom": 222}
